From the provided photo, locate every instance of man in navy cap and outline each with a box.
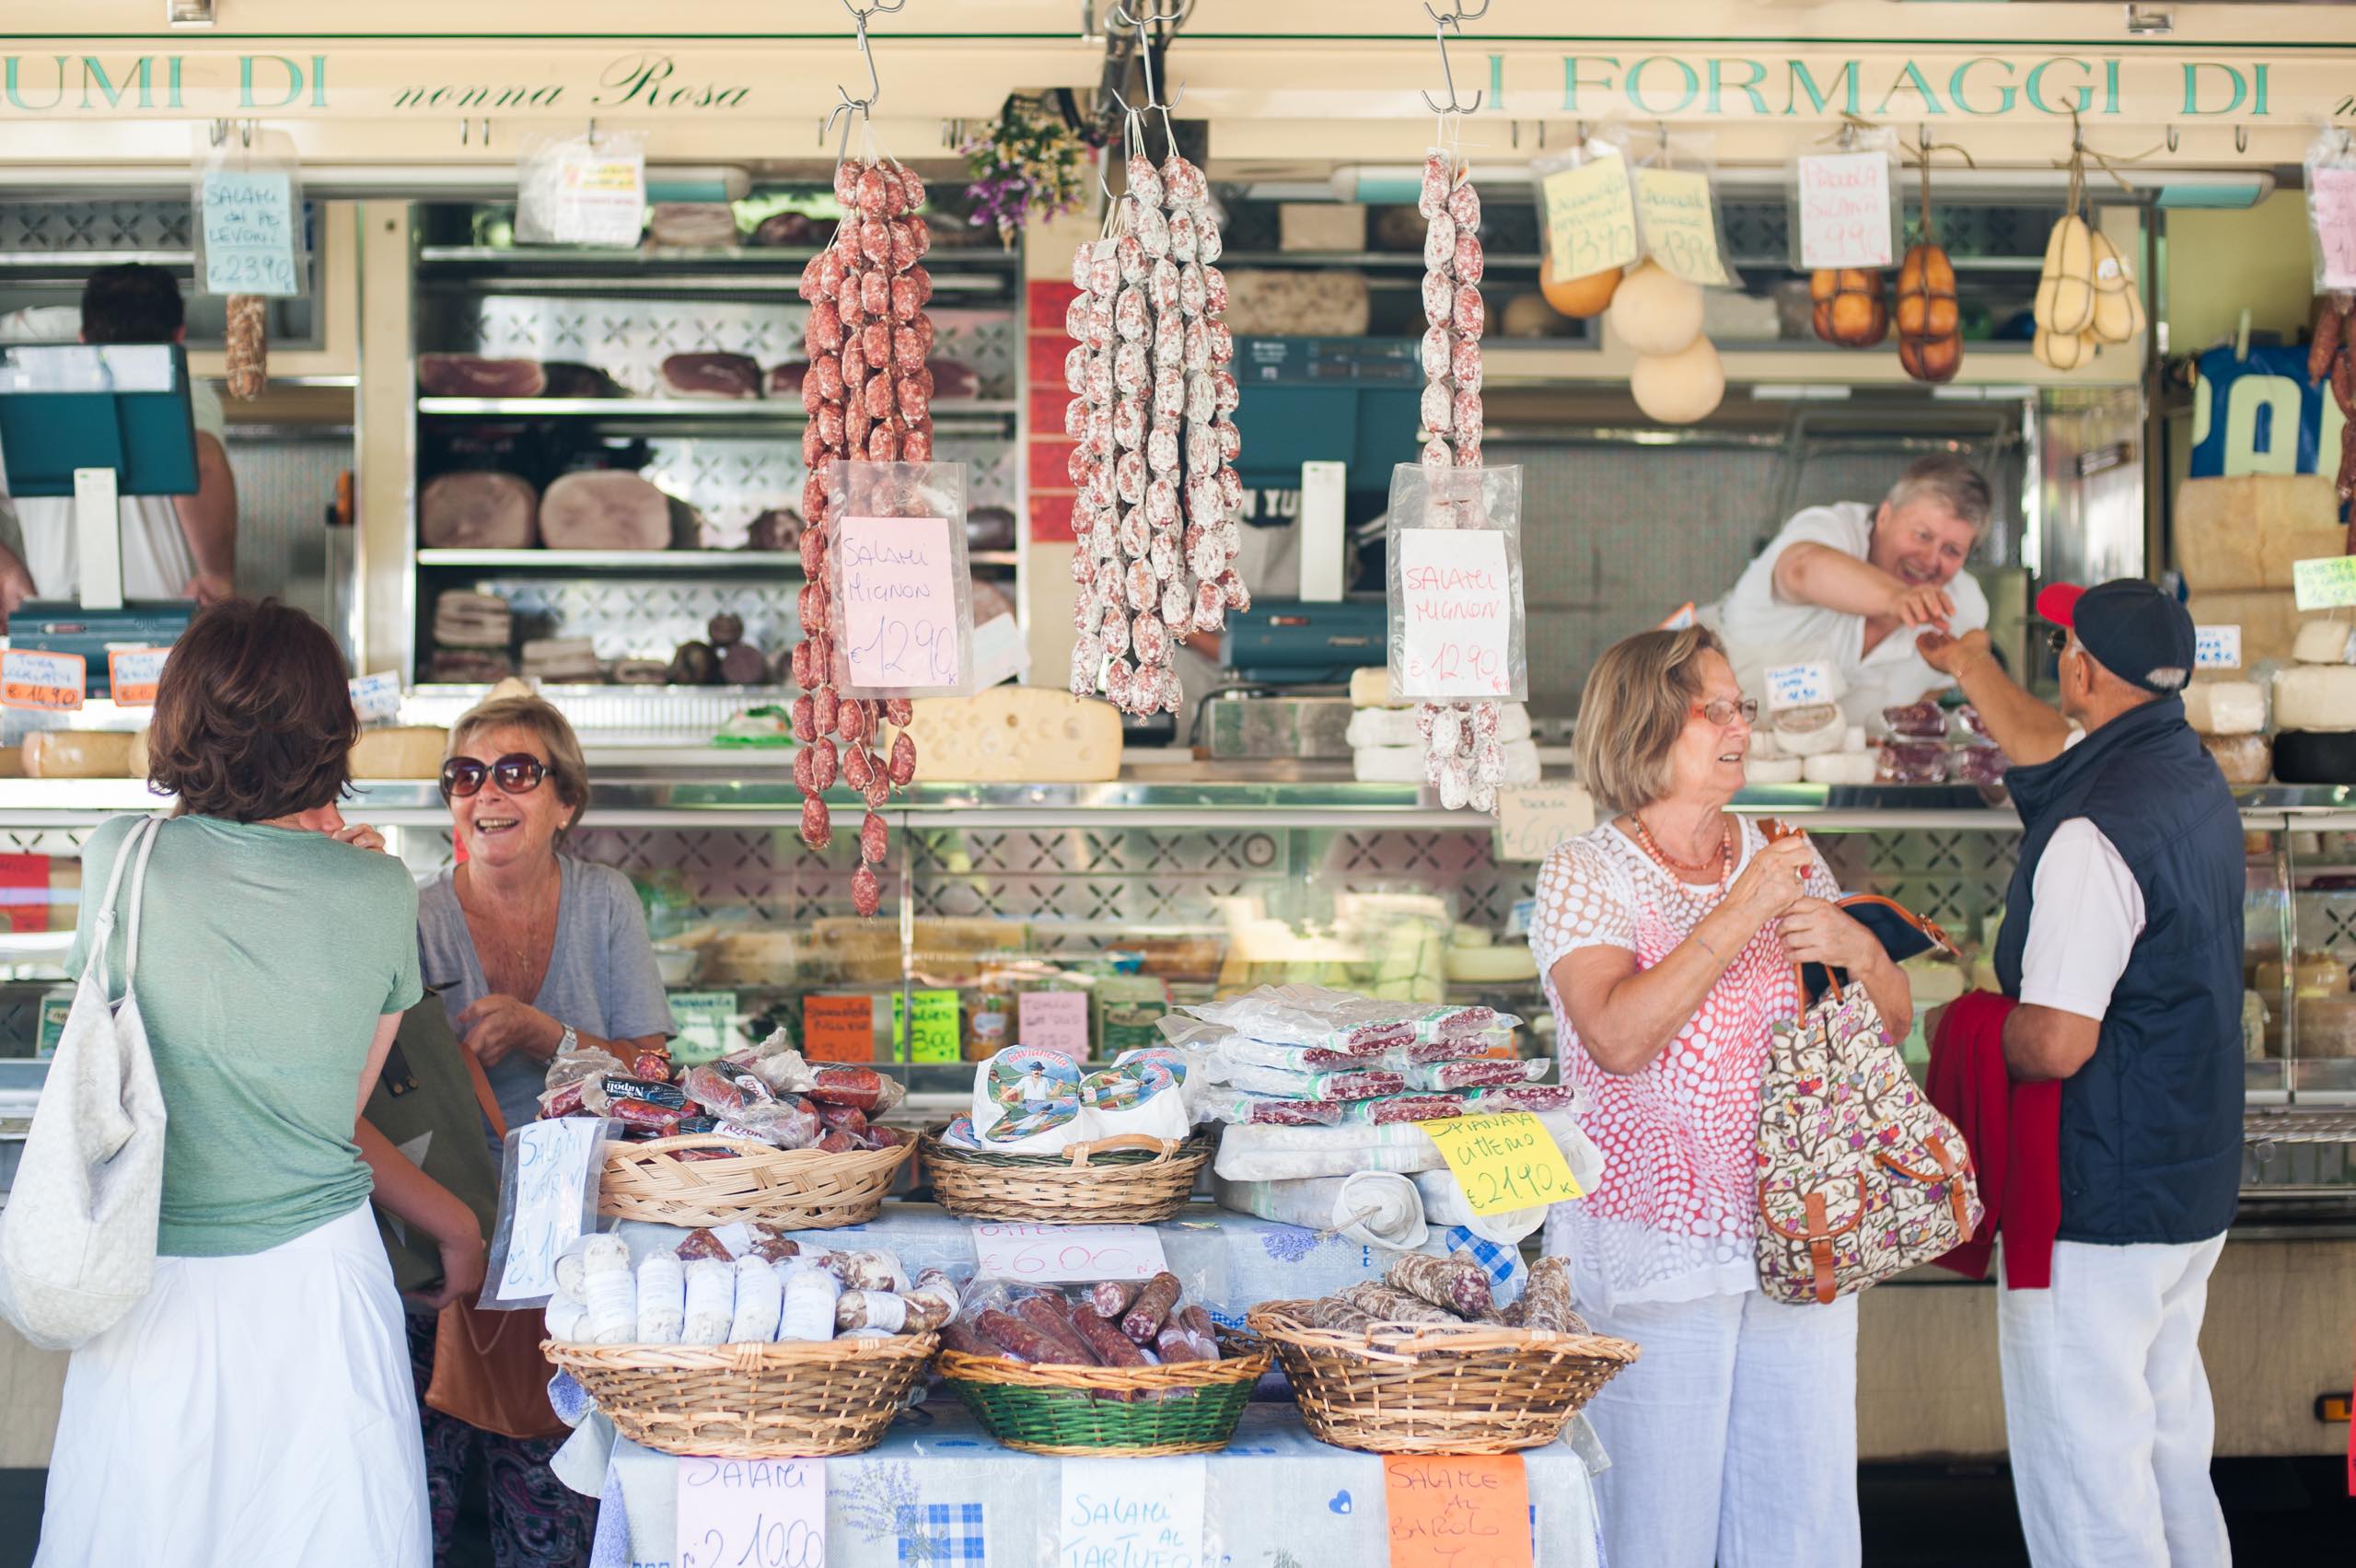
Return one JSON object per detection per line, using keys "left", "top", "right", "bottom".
{"left": 1921, "top": 579, "right": 2240, "bottom": 1568}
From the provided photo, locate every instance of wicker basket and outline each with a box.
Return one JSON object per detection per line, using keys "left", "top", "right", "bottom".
{"left": 934, "top": 1330, "right": 1271, "bottom": 1456}
{"left": 1245, "top": 1301, "right": 1639, "bottom": 1455}
{"left": 920, "top": 1132, "right": 1211, "bottom": 1224}
{"left": 599, "top": 1134, "right": 914, "bottom": 1229}
{"left": 544, "top": 1333, "right": 936, "bottom": 1458}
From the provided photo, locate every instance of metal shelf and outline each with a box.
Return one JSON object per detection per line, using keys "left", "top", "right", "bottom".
{"left": 417, "top": 244, "right": 1021, "bottom": 269}
{"left": 416, "top": 396, "right": 1017, "bottom": 421}
{"left": 413, "top": 243, "right": 1018, "bottom": 296}
{"left": 416, "top": 549, "right": 1016, "bottom": 571}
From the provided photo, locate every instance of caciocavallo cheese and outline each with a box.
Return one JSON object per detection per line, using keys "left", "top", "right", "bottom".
{"left": 902, "top": 687, "right": 1123, "bottom": 782}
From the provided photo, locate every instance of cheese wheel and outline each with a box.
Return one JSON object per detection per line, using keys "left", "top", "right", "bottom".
{"left": 2273, "top": 666, "right": 2356, "bottom": 732}
{"left": 2292, "top": 996, "right": 2356, "bottom": 1058}
{"left": 1745, "top": 755, "right": 1804, "bottom": 785}
{"left": 1771, "top": 703, "right": 1847, "bottom": 757}
{"left": 2182, "top": 680, "right": 2266, "bottom": 737}
{"left": 2292, "top": 619, "right": 2355, "bottom": 665}
{"left": 1802, "top": 750, "right": 1880, "bottom": 785}
{"left": 2255, "top": 956, "right": 2349, "bottom": 998}
{"left": 2271, "top": 729, "right": 2356, "bottom": 784}
{"left": 22, "top": 730, "right": 135, "bottom": 778}
{"left": 902, "top": 686, "right": 1123, "bottom": 782}
{"left": 351, "top": 726, "right": 452, "bottom": 779}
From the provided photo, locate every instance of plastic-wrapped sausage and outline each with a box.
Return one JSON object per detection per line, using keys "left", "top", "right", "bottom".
{"left": 777, "top": 1259, "right": 841, "bottom": 1342}
{"left": 1155, "top": 1320, "right": 1218, "bottom": 1363}
{"left": 1015, "top": 1294, "right": 1100, "bottom": 1364}
{"left": 941, "top": 1320, "right": 1004, "bottom": 1359}
{"left": 1087, "top": 1280, "right": 1143, "bottom": 1319}
{"left": 1119, "top": 1272, "right": 1183, "bottom": 1344}
{"left": 819, "top": 1246, "right": 910, "bottom": 1292}
{"left": 1074, "top": 1306, "right": 1152, "bottom": 1366}
{"left": 728, "top": 1253, "right": 784, "bottom": 1342}
{"left": 974, "top": 1308, "right": 1054, "bottom": 1363}
{"left": 674, "top": 1227, "right": 735, "bottom": 1263}
{"left": 902, "top": 1271, "right": 960, "bottom": 1331}
{"left": 834, "top": 1290, "right": 909, "bottom": 1333}
{"left": 635, "top": 1252, "right": 687, "bottom": 1344}
{"left": 1385, "top": 1254, "right": 1497, "bottom": 1320}
{"left": 225, "top": 294, "right": 268, "bottom": 401}
{"left": 682, "top": 1259, "right": 736, "bottom": 1345}
{"left": 1518, "top": 1256, "right": 1589, "bottom": 1336}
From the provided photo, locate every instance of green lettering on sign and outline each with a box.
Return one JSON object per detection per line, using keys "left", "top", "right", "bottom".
{"left": 2292, "top": 555, "right": 2356, "bottom": 611}
{"left": 891, "top": 988, "right": 962, "bottom": 1064}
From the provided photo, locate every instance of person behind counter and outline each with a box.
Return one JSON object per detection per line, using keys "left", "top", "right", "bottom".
{"left": 0, "top": 264, "right": 240, "bottom": 624}
{"left": 1921, "top": 583, "right": 2241, "bottom": 1568}
{"left": 1706, "top": 453, "right": 1991, "bottom": 716}
{"left": 35, "top": 599, "right": 433, "bottom": 1567}
{"left": 1528, "top": 625, "right": 1910, "bottom": 1568}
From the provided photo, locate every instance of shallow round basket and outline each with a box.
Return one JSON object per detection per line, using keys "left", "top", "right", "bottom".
{"left": 544, "top": 1333, "right": 936, "bottom": 1458}
{"left": 599, "top": 1134, "right": 915, "bottom": 1229}
{"left": 934, "top": 1330, "right": 1271, "bottom": 1457}
{"left": 920, "top": 1132, "right": 1211, "bottom": 1225}
{"left": 1245, "top": 1301, "right": 1639, "bottom": 1455}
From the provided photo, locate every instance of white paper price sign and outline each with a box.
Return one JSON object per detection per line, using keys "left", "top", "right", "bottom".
{"left": 2312, "top": 166, "right": 2356, "bottom": 292}
{"left": 1540, "top": 151, "right": 1640, "bottom": 282}
{"left": 678, "top": 1458, "right": 826, "bottom": 1568}
{"left": 105, "top": 648, "right": 169, "bottom": 706}
{"left": 1061, "top": 1456, "right": 1204, "bottom": 1568}
{"left": 1492, "top": 783, "right": 1596, "bottom": 862}
{"left": 549, "top": 145, "right": 646, "bottom": 246}
{"left": 1796, "top": 152, "right": 1893, "bottom": 270}
{"left": 1396, "top": 529, "right": 1514, "bottom": 700}
{"left": 348, "top": 670, "right": 402, "bottom": 725}
{"left": 973, "top": 1222, "right": 1169, "bottom": 1283}
{"left": 837, "top": 516, "right": 966, "bottom": 692}
{"left": 1764, "top": 663, "right": 1835, "bottom": 711}
{"left": 2194, "top": 625, "right": 2243, "bottom": 669}
{"left": 0, "top": 650, "right": 86, "bottom": 712}
{"left": 200, "top": 168, "right": 299, "bottom": 296}
{"left": 2292, "top": 554, "right": 2356, "bottom": 610}
{"left": 483, "top": 1117, "right": 605, "bottom": 1305}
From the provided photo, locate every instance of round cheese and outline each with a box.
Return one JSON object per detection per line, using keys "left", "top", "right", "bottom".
{"left": 1607, "top": 261, "right": 1704, "bottom": 356}
{"left": 351, "top": 726, "right": 453, "bottom": 779}
{"left": 1803, "top": 750, "right": 1881, "bottom": 785}
{"left": 1630, "top": 336, "right": 1725, "bottom": 425}
{"left": 1772, "top": 703, "right": 1848, "bottom": 757}
{"left": 1745, "top": 755, "right": 1804, "bottom": 784}
{"left": 2183, "top": 680, "right": 2266, "bottom": 736}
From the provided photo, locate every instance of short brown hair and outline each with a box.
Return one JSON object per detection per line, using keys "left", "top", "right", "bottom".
{"left": 80, "top": 262, "right": 185, "bottom": 343}
{"left": 146, "top": 598, "right": 355, "bottom": 821}
{"left": 1882, "top": 454, "right": 1993, "bottom": 533}
{"left": 446, "top": 694, "right": 591, "bottom": 839}
{"left": 1573, "top": 626, "right": 1727, "bottom": 816}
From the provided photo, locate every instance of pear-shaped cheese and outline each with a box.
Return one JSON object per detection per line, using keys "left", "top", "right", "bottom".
{"left": 2044, "top": 215, "right": 2096, "bottom": 336}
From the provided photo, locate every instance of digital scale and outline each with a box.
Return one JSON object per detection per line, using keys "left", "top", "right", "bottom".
{"left": 0, "top": 342, "right": 201, "bottom": 698}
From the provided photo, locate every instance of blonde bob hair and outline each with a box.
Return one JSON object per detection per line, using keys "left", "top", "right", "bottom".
{"left": 445, "top": 693, "right": 592, "bottom": 840}
{"left": 1573, "top": 625, "right": 1729, "bottom": 817}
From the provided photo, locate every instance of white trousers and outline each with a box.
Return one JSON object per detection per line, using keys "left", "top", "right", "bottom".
{"left": 1584, "top": 1288, "right": 1861, "bottom": 1568}
{"left": 1998, "top": 1235, "right": 2231, "bottom": 1568}
{"left": 36, "top": 1203, "right": 430, "bottom": 1568}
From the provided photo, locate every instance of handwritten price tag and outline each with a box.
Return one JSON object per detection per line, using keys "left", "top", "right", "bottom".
{"left": 890, "top": 988, "right": 962, "bottom": 1064}
{"left": 1061, "top": 1456, "right": 1204, "bottom": 1568}
{"left": 2311, "top": 167, "right": 2356, "bottom": 292}
{"left": 1492, "top": 783, "right": 1596, "bottom": 861}
{"left": 1540, "top": 151, "right": 1639, "bottom": 283}
{"left": 484, "top": 1116, "right": 606, "bottom": 1304}
{"left": 973, "top": 1222, "right": 1170, "bottom": 1283}
{"left": 1796, "top": 152, "right": 1893, "bottom": 271}
{"left": 1396, "top": 529, "right": 1513, "bottom": 700}
{"left": 2292, "top": 554, "right": 2356, "bottom": 610}
{"left": 837, "top": 516, "right": 963, "bottom": 691}
{"left": 677, "top": 1457, "right": 826, "bottom": 1568}
{"left": 348, "top": 670, "right": 402, "bottom": 725}
{"left": 1419, "top": 1112, "right": 1583, "bottom": 1216}
{"left": 1765, "top": 662, "right": 1835, "bottom": 711}
{"left": 667, "top": 990, "right": 738, "bottom": 1067}
{"left": 1383, "top": 1455, "right": 1534, "bottom": 1568}
{"left": 2194, "top": 625, "right": 2243, "bottom": 670}
{"left": 200, "top": 168, "right": 299, "bottom": 296}
{"left": 1634, "top": 166, "right": 1734, "bottom": 287}
{"left": 105, "top": 647, "right": 169, "bottom": 706}
{"left": 0, "top": 650, "right": 86, "bottom": 712}
{"left": 801, "top": 993, "right": 877, "bottom": 1063}
{"left": 1018, "top": 989, "right": 1091, "bottom": 1057}
{"left": 549, "top": 146, "right": 646, "bottom": 246}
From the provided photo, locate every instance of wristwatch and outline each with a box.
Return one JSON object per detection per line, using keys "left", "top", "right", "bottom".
{"left": 558, "top": 1023, "right": 578, "bottom": 1056}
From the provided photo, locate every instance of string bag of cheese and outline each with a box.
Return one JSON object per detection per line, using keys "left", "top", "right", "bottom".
{"left": 1062, "top": 109, "right": 1248, "bottom": 720}
{"left": 793, "top": 122, "right": 944, "bottom": 915}
{"left": 1896, "top": 142, "right": 1962, "bottom": 383}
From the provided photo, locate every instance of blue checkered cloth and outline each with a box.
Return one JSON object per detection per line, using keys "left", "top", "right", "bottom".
{"left": 895, "top": 1502, "right": 986, "bottom": 1563}
{"left": 1445, "top": 1225, "right": 1528, "bottom": 1308}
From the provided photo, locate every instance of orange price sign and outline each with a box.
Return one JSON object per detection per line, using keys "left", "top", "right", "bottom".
{"left": 1382, "top": 1454, "right": 1534, "bottom": 1568}
{"left": 107, "top": 647, "right": 170, "bottom": 707}
{"left": 801, "top": 993, "right": 877, "bottom": 1063}
{"left": 0, "top": 649, "right": 87, "bottom": 712}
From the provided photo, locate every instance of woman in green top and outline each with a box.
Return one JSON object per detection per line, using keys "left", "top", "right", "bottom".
{"left": 36, "top": 600, "right": 462, "bottom": 1568}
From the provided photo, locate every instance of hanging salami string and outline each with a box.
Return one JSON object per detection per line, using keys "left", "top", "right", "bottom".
{"left": 791, "top": 0, "right": 925, "bottom": 917}
{"left": 1065, "top": 10, "right": 1247, "bottom": 718}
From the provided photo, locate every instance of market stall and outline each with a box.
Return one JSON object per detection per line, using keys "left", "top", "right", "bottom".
{"left": 2, "top": 6, "right": 2356, "bottom": 1552}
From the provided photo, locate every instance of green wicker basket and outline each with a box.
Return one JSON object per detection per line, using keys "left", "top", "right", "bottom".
{"left": 934, "top": 1330, "right": 1271, "bottom": 1456}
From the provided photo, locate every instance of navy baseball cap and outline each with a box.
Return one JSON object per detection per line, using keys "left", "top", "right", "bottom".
{"left": 2036, "top": 579, "right": 2194, "bottom": 694}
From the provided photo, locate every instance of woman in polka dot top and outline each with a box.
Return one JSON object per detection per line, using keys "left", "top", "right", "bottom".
{"left": 1529, "top": 625, "right": 1910, "bottom": 1568}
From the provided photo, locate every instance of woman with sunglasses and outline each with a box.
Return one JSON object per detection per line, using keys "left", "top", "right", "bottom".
{"left": 411, "top": 693, "right": 670, "bottom": 1567}
{"left": 1527, "top": 626, "right": 1910, "bottom": 1568}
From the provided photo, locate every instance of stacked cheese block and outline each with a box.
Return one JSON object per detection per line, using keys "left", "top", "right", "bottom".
{"left": 792, "top": 155, "right": 932, "bottom": 916}
{"left": 1410, "top": 148, "right": 1503, "bottom": 811}
{"left": 2269, "top": 619, "right": 2356, "bottom": 784}
{"left": 1346, "top": 668, "right": 1537, "bottom": 785}
{"left": 1746, "top": 701, "right": 1873, "bottom": 786}
{"left": 1062, "top": 134, "right": 1248, "bottom": 718}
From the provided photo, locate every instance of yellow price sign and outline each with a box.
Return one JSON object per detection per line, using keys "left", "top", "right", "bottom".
{"left": 1541, "top": 152, "right": 1640, "bottom": 282}
{"left": 2292, "top": 554, "right": 2356, "bottom": 610}
{"left": 1419, "top": 1111, "right": 1583, "bottom": 1215}
{"left": 1634, "top": 167, "right": 1734, "bottom": 287}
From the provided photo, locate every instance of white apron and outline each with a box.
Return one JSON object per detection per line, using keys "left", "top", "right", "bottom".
{"left": 34, "top": 1202, "right": 430, "bottom": 1568}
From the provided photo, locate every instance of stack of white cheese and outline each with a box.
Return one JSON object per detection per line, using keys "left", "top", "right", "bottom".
{"left": 2269, "top": 619, "right": 2356, "bottom": 784}
{"left": 1745, "top": 701, "right": 1874, "bottom": 786}
{"left": 1346, "top": 668, "right": 1539, "bottom": 786}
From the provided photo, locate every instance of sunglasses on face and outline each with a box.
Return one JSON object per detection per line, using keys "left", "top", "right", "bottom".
{"left": 1691, "top": 697, "right": 1760, "bottom": 727}
{"left": 438, "top": 753, "right": 550, "bottom": 801}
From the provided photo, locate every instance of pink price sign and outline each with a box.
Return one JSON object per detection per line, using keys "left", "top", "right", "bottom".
{"left": 836, "top": 515, "right": 961, "bottom": 691}
{"left": 1397, "top": 528, "right": 1512, "bottom": 700}
{"left": 1797, "top": 152, "right": 1893, "bottom": 270}
{"left": 2314, "top": 167, "right": 2356, "bottom": 291}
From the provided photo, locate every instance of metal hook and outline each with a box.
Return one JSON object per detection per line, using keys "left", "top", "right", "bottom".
{"left": 1425, "top": 0, "right": 1490, "bottom": 18}
{"left": 238, "top": 120, "right": 252, "bottom": 148}
{"left": 459, "top": 119, "right": 470, "bottom": 146}
{"left": 830, "top": 0, "right": 908, "bottom": 134}
{"left": 1420, "top": 8, "right": 1480, "bottom": 116}
{"left": 1112, "top": 0, "right": 1183, "bottom": 114}
{"left": 2235, "top": 124, "right": 2249, "bottom": 155}
{"left": 2165, "top": 123, "right": 2178, "bottom": 154}
{"left": 208, "top": 118, "right": 226, "bottom": 147}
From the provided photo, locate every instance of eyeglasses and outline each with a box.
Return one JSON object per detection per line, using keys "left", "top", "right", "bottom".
{"left": 1691, "top": 697, "right": 1760, "bottom": 727}
{"left": 438, "top": 753, "right": 550, "bottom": 801}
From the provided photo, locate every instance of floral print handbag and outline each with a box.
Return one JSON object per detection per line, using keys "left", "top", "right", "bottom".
{"left": 1754, "top": 882, "right": 1985, "bottom": 1306}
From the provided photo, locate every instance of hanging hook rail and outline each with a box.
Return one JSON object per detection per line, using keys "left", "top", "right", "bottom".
{"left": 823, "top": 0, "right": 909, "bottom": 160}
{"left": 1418, "top": 1, "right": 1489, "bottom": 116}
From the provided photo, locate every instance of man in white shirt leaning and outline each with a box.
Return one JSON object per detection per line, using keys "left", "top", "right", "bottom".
{"left": 1705, "top": 453, "right": 1990, "bottom": 716}
{"left": 0, "top": 265, "right": 238, "bottom": 626}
